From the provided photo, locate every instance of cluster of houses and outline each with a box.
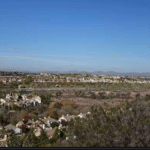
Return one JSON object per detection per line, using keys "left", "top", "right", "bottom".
{"left": 0, "top": 111, "right": 91, "bottom": 146}
{"left": 0, "top": 93, "right": 42, "bottom": 108}
{"left": 33, "top": 74, "right": 150, "bottom": 84}
{"left": 0, "top": 73, "right": 150, "bottom": 85}
{"left": 0, "top": 76, "right": 23, "bottom": 84}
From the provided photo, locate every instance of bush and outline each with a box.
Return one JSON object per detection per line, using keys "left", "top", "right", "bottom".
{"left": 0, "top": 92, "right": 5, "bottom": 99}
{"left": 135, "top": 93, "right": 140, "bottom": 99}
{"left": 145, "top": 94, "right": 150, "bottom": 101}
{"left": 51, "top": 122, "right": 59, "bottom": 128}
{"left": 53, "top": 102, "right": 62, "bottom": 109}
{"left": 98, "top": 92, "right": 106, "bottom": 99}
{"left": 40, "top": 93, "right": 51, "bottom": 105}
{"left": 24, "top": 76, "right": 33, "bottom": 85}
{"left": 56, "top": 91, "right": 62, "bottom": 97}
{"left": 0, "top": 114, "right": 4, "bottom": 125}
{"left": 10, "top": 116, "right": 18, "bottom": 126}
{"left": 12, "top": 104, "right": 19, "bottom": 110}
{"left": 108, "top": 92, "right": 115, "bottom": 99}
{"left": 61, "top": 119, "right": 68, "bottom": 126}
{"left": 90, "top": 92, "right": 97, "bottom": 99}
{"left": 75, "top": 91, "right": 85, "bottom": 97}
{"left": 55, "top": 98, "right": 150, "bottom": 147}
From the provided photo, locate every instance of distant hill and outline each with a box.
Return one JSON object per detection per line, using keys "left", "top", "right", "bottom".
{"left": 0, "top": 70, "right": 150, "bottom": 77}
{"left": 90, "top": 71, "right": 150, "bottom": 77}
{"left": 0, "top": 71, "right": 37, "bottom": 76}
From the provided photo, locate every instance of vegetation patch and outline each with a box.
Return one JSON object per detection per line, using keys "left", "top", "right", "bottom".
{"left": 61, "top": 99, "right": 77, "bottom": 109}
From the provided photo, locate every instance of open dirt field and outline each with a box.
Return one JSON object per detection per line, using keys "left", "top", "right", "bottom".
{"left": 50, "top": 88, "right": 150, "bottom": 114}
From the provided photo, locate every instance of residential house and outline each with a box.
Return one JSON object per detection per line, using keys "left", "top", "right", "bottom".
{"left": 24, "top": 96, "right": 41, "bottom": 107}
{"left": 79, "top": 78, "right": 85, "bottom": 82}
{"left": 34, "top": 127, "right": 42, "bottom": 137}
{"left": 21, "top": 94, "right": 27, "bottom": 101}
{"left": 45, "top": 127, "right": 57, "bottom": 139}
{"left": 16, "top": 121, "right": 24, "bottom": 128}
{"left": 87, "top": 111, "right": 91, "bottom": 115}
{"left": 4, "top": 124, "right": 22, "bottom": 134}
{"left": 32, "top": 96, "right": 41, "bottom": 104}
{"left": 73, "top": 78, "right": 79, "bottom": 82}
{"left": 6, "top": 94, "right": 11, "bottom": 99}
{"left": 41, "top": 117, "right": 58, "bottom": 128}
{"left": 0, "top": 135, "right": 8, "bottom": 142}
{"left": 58, "top": 115, "right": 72, "bottom": 123}
{"left": 13, "top": 94, "right": 18, "bottom": 101}
{"left": 90, "top": 79, "right": 95, "bottom": 83}
{"left": 0, "top": 99, "right": 6, "bottom": 105}
{"left": 2, "top": 80, "right": 6, "bottom": 84}
{"left": 12, "top": 78, "right": 16, "bottom": 82}
{"left": 14, "top": 101, "right": 21, "bottom": 107}
{"left": 26, "top": 119, "right": 36, "bottom": 129}
{"left": 77, "top": 113, "right": 86, "bottom": 118}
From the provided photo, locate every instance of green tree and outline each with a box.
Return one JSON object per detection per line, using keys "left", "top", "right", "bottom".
{"left": 51, "top": 122, "right": 59, "bottom": 128}
{"left": 0, "top": 114, "right": 4, "bottom": 125}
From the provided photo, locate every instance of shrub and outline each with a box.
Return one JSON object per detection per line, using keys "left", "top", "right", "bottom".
{"left": 0, "top": 114, "right": 4, "bottom": 125}
{"left": 135, "top": 93, "right": 140, "bottom": 99}
{"left": 116, "top": 92, "right": 122, "bottom": 98}
{"left": 24, "top": 76, "right": 33, "bottom": 85}
{"left": 108, "top": 92, "right": 115, "bottom": 99}
{"left": 40, "top": 93, "right": 51, "bottom": 105}
{"left": 55, "top": 98, "right": 150, "bottom": 147}
{"left": 75, "top": 91, "right": 85, "bottom": 97}
{"left": 12, "top": 104, "right": 19, "bottom": 110}
{"left": 61, "top": 119, "right": 68, "bottom": 126}
{"left": 56, "top": 91, "right": 62, "bottom": 97}
{"left": 0, "top": 92, "right": 5, "bottom": 99}
{"left": 51, "top": 122, "right": 59, "bottom": 128}
{"left": 90, "top": 92, "right": 97, "bottom": 99}
{"left": 98, "top": 92, "right": 106, "bottom": 99}
{"left": 10, "top": 116, "right": 18, "bottom": 126}
{"left": 53, "top": 102, "right": 62, "bottom": 109}
{"left": 145, "top": 94, "right": 150, "bottom": 101}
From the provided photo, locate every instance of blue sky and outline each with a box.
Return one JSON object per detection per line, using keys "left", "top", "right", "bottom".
{"left": 0, "top": 0, "right": 150, "bottom": 73}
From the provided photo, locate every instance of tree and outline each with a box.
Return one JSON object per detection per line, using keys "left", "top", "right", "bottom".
{"left": 51, "top": 122, "right": 59, "bottom": 128}
{"left": 0, "top": 114, "right": 4, "bottom": 125}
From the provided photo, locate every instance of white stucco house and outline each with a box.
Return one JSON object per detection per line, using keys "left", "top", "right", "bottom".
{"left": 0, "top": 99, "right": 6, "bottom": 105}
{"left": 6, "top": 94, "right": 11, "bottom": 99}
{"left": 58, "top": 115, "right": 71, "bottom": 123}
{"left": 21, "top": 94, "right": 27, "bottom": 101}
{"left": 41, "top": 117, "right": 58, "bottom": 128}
{"left": 77, "top": 113, "right": 86, "bottom": 118}
{"left": 33, "top": 96, "right": 41, "bottom": 104}
{"left": 16, "top": 121, "right": 24, "bottom": 128}
{"left": 4, "top": 124, "right": 22, "bottom": 134}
